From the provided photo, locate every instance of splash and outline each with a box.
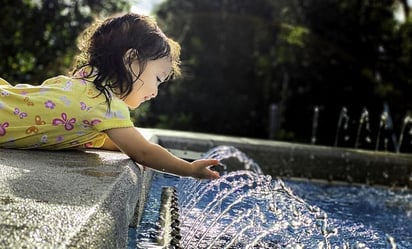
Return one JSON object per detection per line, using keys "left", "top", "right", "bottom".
{"left": 178, "top": 170, "right": 340, "bottom": 248}
{"left": 174, "top": 146, "right": 408, "bottom": 249}
{"left": 177, "top": 146, "right": 335, "bottom": 248}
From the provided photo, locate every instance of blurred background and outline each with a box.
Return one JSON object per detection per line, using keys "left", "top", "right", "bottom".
{"left": 1, "top": 0, "right": 411, "bottom": 152}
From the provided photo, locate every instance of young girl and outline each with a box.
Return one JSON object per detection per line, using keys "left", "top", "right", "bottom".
{"left": 0, "top": 13, "right": 220, "bottom": 180}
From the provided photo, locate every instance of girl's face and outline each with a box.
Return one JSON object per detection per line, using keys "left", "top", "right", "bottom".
{"left": 123, "top": 57, "right": 172, "bottom": 109}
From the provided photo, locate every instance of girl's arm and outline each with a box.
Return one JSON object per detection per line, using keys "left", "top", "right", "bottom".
{"left": 104, "top": 127, "right": 220, "bottom": 180}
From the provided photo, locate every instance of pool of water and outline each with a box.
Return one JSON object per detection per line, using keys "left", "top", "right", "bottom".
{"left": 286, "top": 179, "right": 412, "bottom": 248}
{"left": 129, "top": 146, "right": 411, "bottom": 248}
{"left": 129, "top": 171, "right": 411, "bottom": 248}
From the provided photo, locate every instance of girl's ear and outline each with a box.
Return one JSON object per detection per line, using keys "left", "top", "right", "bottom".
{"left": 123, "top": 48, "right": 138, "bottom": 65}
{"left": 124, "top": 48, "right": 140, "bottom": 78}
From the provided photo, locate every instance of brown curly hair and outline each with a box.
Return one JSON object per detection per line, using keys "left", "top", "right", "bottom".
{"left": 72, "top": 13, "right": 181, "bottom": 109}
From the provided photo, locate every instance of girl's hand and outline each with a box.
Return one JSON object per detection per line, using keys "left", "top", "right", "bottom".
{"left": 190, "top": 159, "right": 220, "bottom": 180}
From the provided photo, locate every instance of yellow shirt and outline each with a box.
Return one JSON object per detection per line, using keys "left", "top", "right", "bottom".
{"left": 0, "top": 75, "right": 134, "bottom": 149}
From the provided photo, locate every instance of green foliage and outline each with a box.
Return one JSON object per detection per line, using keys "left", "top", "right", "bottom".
{"left": 135, "top": 0, "right": 412, "bottom": 149}
{"left": 4, "top": 0, "right": 410, "bottom": 149}
{"left": 0, "top": 0, "right": 130, "bottom": 84}
{"left": 280, "top": 24, "right": 310, "bottom": 48}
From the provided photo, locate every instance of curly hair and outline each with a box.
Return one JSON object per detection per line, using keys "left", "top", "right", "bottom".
{"left": 71, "top": 13, "right": 181, "bottom": 110}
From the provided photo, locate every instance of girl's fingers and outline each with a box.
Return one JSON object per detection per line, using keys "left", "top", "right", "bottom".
{"left": 192, "top": 159, "right": 220, "bottom": 179}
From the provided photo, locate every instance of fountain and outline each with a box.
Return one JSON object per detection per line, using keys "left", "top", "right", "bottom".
{"left": 334, "top": 107, "right": 350, "bottom": 147}
{"left": 311, "top": 106, "right": 320, "bottom": 145}
{"left": 331, "top": 105, "right": 411, "bottom": 153}
{"left": 129, "top": 127, "right": 412, "bottom": 248}
{"left": 376, "top": 104, "right": 398, "bottom": 152}
{"left": 354, "top": 107, "right": 372, "bottom": 149}
{"left": 2, "top": 128, "right": 410, "bottom": 248}
{"left": 397, "top": 114, "right": 412, "bottom": 153}
{"left": 131, "top": 144, "right": 411, "bottom": 248}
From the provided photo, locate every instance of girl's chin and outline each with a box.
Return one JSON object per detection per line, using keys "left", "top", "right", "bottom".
{"left": 128, "top": 103, "right": 141, "bottom": 110}
{"left": 127, "top": 98, "right": 147, "bottom": 109}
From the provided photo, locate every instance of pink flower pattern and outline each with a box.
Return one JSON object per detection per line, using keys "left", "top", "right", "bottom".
{"left": 52, "top": 113, "right": 76, "bottom": 131}
{"left": 44, "top": 100, "right": 56, "bottom": 109}
{"left": 82, "top": 119, "right": 101, "bottom": 128}
{"left": 0, "top": 122, "right": 9, "bottom": 136}
{"left": 13, "top": 108, "right": 28, "bottom": 119}
{"left": 80, "top": 102, "right": 92, "bottom": 111}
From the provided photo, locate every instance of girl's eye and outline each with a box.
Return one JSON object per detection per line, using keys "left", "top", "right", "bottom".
{"left": 156, "top": 77, "right": 163, "bottom": 86}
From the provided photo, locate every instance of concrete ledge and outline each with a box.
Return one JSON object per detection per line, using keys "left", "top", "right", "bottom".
{"left": 0, "top": 149, "right": 152, "bottom": 249}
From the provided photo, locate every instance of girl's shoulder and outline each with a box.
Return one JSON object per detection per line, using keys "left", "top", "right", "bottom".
{"left": 41, "top": 75, "right": 75, "bottom": 86}
{"left": 0, "top": 75, "right": 95, "bottom": 95}
{"left": 0, "top": 76, "right": 71, "bottom": 88}
{"left": 41, "top": 75, "right": 98, "bottom": 95}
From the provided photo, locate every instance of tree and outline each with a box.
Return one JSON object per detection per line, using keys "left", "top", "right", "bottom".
{"left": 277, "top": 0, "right": 412, "bottom": 148}
{"left": 136, "top": 0, "right": 285, "bottom": 138}
{"left": 134, "top": 0, "right": 412, "bottom": 152}
{"left": 0, "top": 0, "right": 130, "bottom": 84}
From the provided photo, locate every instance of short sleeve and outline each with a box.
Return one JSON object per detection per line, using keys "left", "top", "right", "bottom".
{"left": 79, "top": 93, "right": 134, "bottom": 132}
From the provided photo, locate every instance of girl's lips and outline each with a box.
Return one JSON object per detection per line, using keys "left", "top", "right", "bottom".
{"left": 143, "top": 94, "right": 155, "bottom": 102}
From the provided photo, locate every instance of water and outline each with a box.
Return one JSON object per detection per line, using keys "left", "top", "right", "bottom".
{"left": 397, "top": 115, "right": 412, "bottom": 153}
{"left": 334, "top": 107, "right": 350, "bottom": 147}
{"left": 327, "top": 105, "right": 411, "bottom": 152}
{"left": 287, "top": 180, "right": 412, "bottom": 248}
{"left": 311, "top": 106, "right": 320, "bottom": 144}
{"left": 354, "top": 107, "right": 372, "bottom": 149}
{"left": 130, "top": 146, "right": 412, "bottom": 248}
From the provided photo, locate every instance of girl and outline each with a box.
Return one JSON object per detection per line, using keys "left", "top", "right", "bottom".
{"left": 0, "top": 13, "right": 220, "bottom": 180}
